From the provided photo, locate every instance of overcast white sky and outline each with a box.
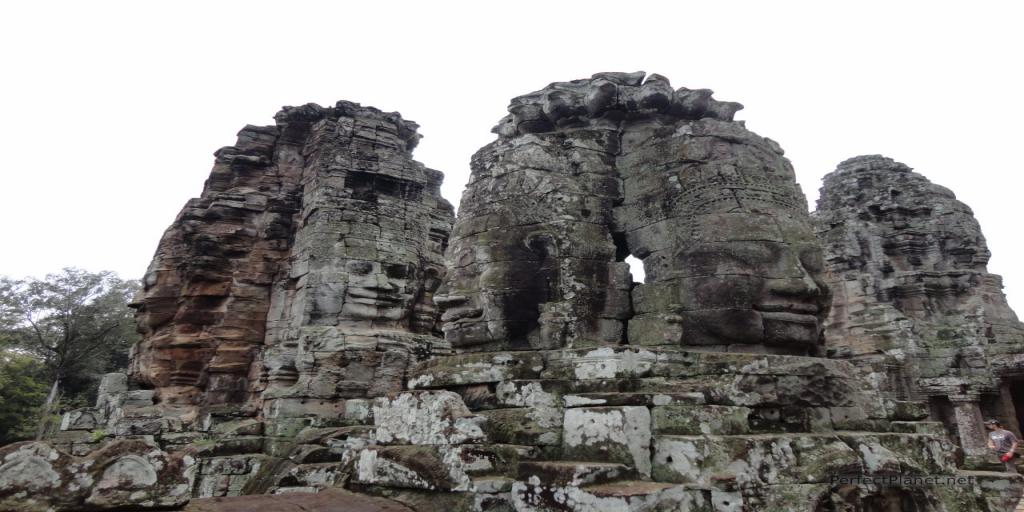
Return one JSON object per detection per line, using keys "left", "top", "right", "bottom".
{"left": 2, "top": 1, "right": 1023, "bottom": 311}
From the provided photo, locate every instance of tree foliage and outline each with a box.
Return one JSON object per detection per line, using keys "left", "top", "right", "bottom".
{"left": 0, "top": 268, "right": 140, "bottom": 440}
{"left": 0, "top": 352, "right": 50, "bottom": 444}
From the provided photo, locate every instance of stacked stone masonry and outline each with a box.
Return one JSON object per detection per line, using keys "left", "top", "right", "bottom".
{"left": 814, "top": 154, "right": 1024, "bottom": 470}
{"left": 2, "top": 73, "right": 1022, "bottom": 512}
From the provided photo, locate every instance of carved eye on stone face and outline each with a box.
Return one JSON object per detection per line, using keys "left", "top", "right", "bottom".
{"left": 385, "top": 263, "right": 413, "bottom": 280}
{"left": 346, "top": 260, "right": 374, "bottom": 276}
{"left": 423, "top": 268, "right": 442, "bottom": 293}
{"left": 677, "top": 242, "right": 777, "bottom": 276}
{"left": 723, "top": 243, "right": 777, "bottom": 269}
{"left": 799, "top": 248, "right": 825, "bottom": 274}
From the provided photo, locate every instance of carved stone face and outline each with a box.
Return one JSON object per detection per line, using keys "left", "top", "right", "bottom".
{"left": 129, "top": 337, "right": 209, "bottom": 405}
{"left": 435, "top": 243, "right": 498, "bottom": 349}
{"left": 672, "top": 239, "right": 828, "bottom": 348}
{"left": 436, "top": 235, "right": 559, "bottom": 350}
{"left": 639, "top": 213, "right": 830, "bottom": 351}
{"left": 309, "top": 257, "right": 421, "bottom": 328}
{"left": 411, "top": 268, "right": 444, "bottom": 335}
{"left": 339, "top": 259, "right": 419, "bottom": 323}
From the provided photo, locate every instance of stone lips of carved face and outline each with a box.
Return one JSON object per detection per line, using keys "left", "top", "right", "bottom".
{"left": 339, "top": 259, "right": 420, "bottom": 323}
{"left": 434, "top": 241, "right": 488, "bottom": 346}
{"left": 410, "top": 268, "right": 444, "bottom": 334}
{"left": 671, "top": 238, "right": 831, "bottom": 349}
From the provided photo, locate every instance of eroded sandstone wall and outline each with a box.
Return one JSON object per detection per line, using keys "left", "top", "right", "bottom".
{"left": 815, "top": 155, "right": 1024, "bottom": 397}
{"left": 129, "top": 101, "right": 453, "bottom": 416}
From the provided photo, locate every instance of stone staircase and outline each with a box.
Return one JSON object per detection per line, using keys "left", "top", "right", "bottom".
{"left": 335, "top": 345, "right": 1018, "bottom": 511}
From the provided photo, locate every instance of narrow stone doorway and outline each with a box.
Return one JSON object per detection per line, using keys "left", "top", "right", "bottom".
{"left": 1007, "top": 380, "right": 1024, "bottom": 436}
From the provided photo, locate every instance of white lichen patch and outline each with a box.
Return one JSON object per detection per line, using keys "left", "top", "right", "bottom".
{"left": 96, "top": 455, "right": 158, "bottom": 490}
{"left": 439, "top": 446, "right": 476, "bottom": 491}
{"left": 563, "top": 395, "right": 606, "bottom": 407}
{"left": 355, "top": 450, "right": 432, "bottom": 490}
{"left": 497, "top": 382, "right": 561, "bottom": 428}
{"left": 563, "top": 407, "right": 652, "bottom": 476}
{"left": 572, "top": 348, "right": 657, "bottom": 380}
{"left": 0, "top": 454, "right": 61, "bottom": 491}
{"left": 373, "top": 391, "right": 485, "bottom": 445}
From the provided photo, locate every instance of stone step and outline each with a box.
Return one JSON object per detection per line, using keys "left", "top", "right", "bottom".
{"left": 477, "top": 408, "right": 561, "bottom": 446}
{"left": 183, "top": 488, "right": 414, "bottom": 512}
{"left": 273, "top": 462, "right": 346, "bottom": 490}
{"left": 889, "top": 421, "right": 946, "bottom": 436}
{"left": 563, "top": 391, "right": 705, "bottom": 408}
{"left": 542, "top": 347, "right": 855, "bottom": 381}
{"left": 884, "top": 399, "right": 930, "bottom": 421}
{"left": 517, "top": 461, "right": 637, "bottom": 486}
{"left": 407, "top": 351, "right": 547, "bottom": 389}
{"left": 472, "top": 476, "right": 515, "bottom": 493}
{"left": 197, "top": 436, "right": 266, "bottom": 456}
{"left": 440, "top": 372, "right": 881, "bottom": 416}
{"left": 456, "top": 444, "right": 543, "bottom": 476}
{"left": 350, "top": 444, "right": 540, "bottom": 491}
{"left": 653, "top": 432, "right": 958, "bottom": 487}
{"left": 580, "top": 480, "right": 679, "bottom": 498}
{"left": 652, "top": 404, "right": 751, "bottom": 435}
{"left": 408, "top": 347, "right": 860, "bottom": 390}
{"left": 511, "top": 479, "right": 711, "bottom": 510}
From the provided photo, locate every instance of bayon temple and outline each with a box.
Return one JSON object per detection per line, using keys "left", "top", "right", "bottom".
{"left": 3, "top": 72, "right": 1024, "bottom": 511}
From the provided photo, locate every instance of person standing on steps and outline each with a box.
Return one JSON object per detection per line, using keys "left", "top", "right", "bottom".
{"left": 986, "top": 418, "right": 1019, "bottom": 473}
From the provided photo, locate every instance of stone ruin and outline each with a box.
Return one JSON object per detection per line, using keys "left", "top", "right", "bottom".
{"left": 1, "top": 73, "right": 1022, "bottom": 511}
{"left": 814, "top": 154, "right": 1024, "bottom": 469}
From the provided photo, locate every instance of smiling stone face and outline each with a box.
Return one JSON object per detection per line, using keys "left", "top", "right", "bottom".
{"left": 663, "top": 217, "right": 830, "bottom": 350}
{"left": 438, "top": 73, "right": 831, "bottom": 355}
{"left": 342, "top": 260, "right": 416, "bottom": 321}
{"left": 620, "top": 117, "right": 831, "bottom": 354}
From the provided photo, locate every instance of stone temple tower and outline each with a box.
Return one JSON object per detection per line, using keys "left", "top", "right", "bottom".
{"left": 815, "top": 154, "right": 1024, "bottom": 468}
{"left": 342, "top": 74, "right": 1020, "bottom": 511}
{"left": 4, "top": 77, "right": 1022, "bottom": 512}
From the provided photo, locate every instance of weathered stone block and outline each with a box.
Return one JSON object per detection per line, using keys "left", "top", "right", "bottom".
{"left": 373, "top": 391, "right": 485, "bottom": 445}
{"left": 562, "top": 406, "right": 651, "bottom": 476}
{"left": 651, "top": 405, "right": 750, "bottom": 435}
{"left": 353, "top": 445, "right": 472, "bottom": 491}
{"left": 0, "top": 439, "right": 195, "bottom": 511}
{"left": 477, "top": 408, "right": 561, "bottom": 446}
{"left": 407, "top": 352, "right": 546, "bottom": 389}
{"left": 652, "top": 434, "right": 862, "bottom": 486}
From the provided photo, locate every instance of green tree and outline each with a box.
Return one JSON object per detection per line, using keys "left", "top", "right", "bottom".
{"left": 0, "top": 353, "right": 50, "bottom": 444}
{"left": 0, "top": 268, "right": 140, "bottom": 439}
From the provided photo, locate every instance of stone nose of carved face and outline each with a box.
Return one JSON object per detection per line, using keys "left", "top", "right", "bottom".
{"left": 366, "top": 273, "right": 399, "bottom": 292}
{"left": 348, "top": 269, "right": 401, "bottom": 298}
{"left": 757, "top": 251, "right": 826, "bottom": 323}
{"left": 770, "top": 272, "right": 823, "bottom": 299}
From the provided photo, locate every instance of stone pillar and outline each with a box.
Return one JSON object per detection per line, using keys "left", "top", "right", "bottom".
{"left": 998, "top": 382, "right": 1023, "bottom": 438}
{"left": 950, "top": 394, "right": 991, "bottom": 468}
